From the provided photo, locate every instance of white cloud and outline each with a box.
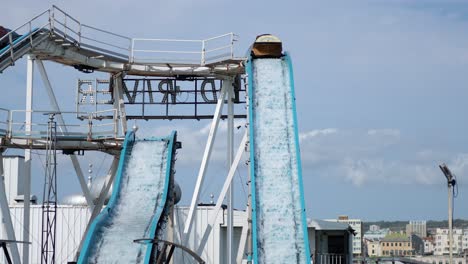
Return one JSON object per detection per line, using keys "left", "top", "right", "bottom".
{"left": 342, "top": 158, "right": 383, "bottom": 186}
{"left": 299, "top": 128, "right": 338, "bottom": 141}
{"left": 367, "top": 129, "right": 400, "bottom": 138}
{"left": 299, "top": 128, "right": 466, "bottom": 186}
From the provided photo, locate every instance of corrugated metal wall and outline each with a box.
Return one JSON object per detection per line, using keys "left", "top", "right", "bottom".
{"left": 2, "top": 156, "right": 25, "bottom": 205}
{"left": 0, "top": 205, "right": 90, "bottom": 264}
{"left": 0, "top": 205, "right": 247, "bottom": 264}
{"left": 172, "top": 206, "right": 247, "bottom": 264}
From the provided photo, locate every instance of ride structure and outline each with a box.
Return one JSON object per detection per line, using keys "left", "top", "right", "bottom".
{"left": 0, "top": 6, "right": 311, "bottom": 264}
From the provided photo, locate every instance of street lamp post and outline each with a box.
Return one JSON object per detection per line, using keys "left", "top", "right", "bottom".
{"left": 439, "top": 163, "right": 457, "bottom": 264}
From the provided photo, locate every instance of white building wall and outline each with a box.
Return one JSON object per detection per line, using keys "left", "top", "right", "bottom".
{"left": 434, "top": 228, "right": 463, "bottom": 255}
{"left": 463, "top": 230, "right": 468, "bottom": 251}
{"left": 424, "top": 240, "right": 435, "bottom": 254}
{"left": 366, "top": 240, "right": 381, "bottom": 257}
{"left": 0, "top": 205, "right": 90, "bottom": 264}
{"left": 0, "top": 204, "right": 247, "bottom": 264}
{"left": 0, "top": 204, "right": 352, "bottom": 264}
{"left": 172, "top": 206, "right": 248, "bottom": 264}
{"left": 2, "top": 156, "right": 25, "bottom": 205}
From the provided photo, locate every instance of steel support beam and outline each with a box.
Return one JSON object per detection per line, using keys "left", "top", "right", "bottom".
{"left": 448, "top": 183, "right": 453, "bottom": 264}
{"left": 226, "top": 77, "right": 234, "bottom": 264}
{"left": 183, "top": 84, "right": 227, "bottom": 237}
{"left": 23, "top": 54, "right": 34, "bottom": 264}
{"left": 245, "top": 75, "right": 253, "bottom": 261}
{"left": 75, "top": 156, "right": 119, "bottom": 259}
{"left": 0, "top": 153, "right": 21, "bottom": 264}
{"left": 112, "top": 73, "right": 128, "bottom": 135}
{"left": 195, "top": 132, "right": 247, "bottom": 255}
{"left": 36, "top": 59, "right": 95, "bottom": 210}
{"left": 236, "top": 217, "right": 249, "bottom": 264}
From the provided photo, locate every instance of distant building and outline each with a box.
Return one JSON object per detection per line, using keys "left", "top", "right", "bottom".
{"left": 434, "top": 228, "right": 463, "bottom": 255}
{"left": 364, "top": 228, "right": 390, "bottom": 241}
{"left": 326, "top": 215, "right": 363, "bottom": 256}
{"left": 411, "top": 234, "right": 425, "bottom": 256}
{"left": 423, "top": 237, "right": 435, "bottom": 255}
{"left": 369, "top": 225, "right": 380, "bottom": 232}
{"left": 365, "top": 239, "right": 381, "bottom": 257}
{"left": 406, "top": 220, "right": 427, "bottom": 238}
{"left": 463, "top": 230, "right": 468, "bottom": 251}
{"left": 308, "top": 219, "right": 354, "bottom": 264}
{"left": 380, "top": 235, "right": 414, "bottom": 257}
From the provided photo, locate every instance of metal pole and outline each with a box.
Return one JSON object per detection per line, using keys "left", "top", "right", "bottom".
{"left": 183, "top": 85, "right": 227, "bottom": 237}
{"left": 41, "top": 113, "right": 57, "bottom": 264}
{"left": 244, "top": 75, "right": 253, "bottom": 263}
{"left": 0, "top": 153, "right": 21, "bottom": 264}
{"left": 236, "top": 217, "right": 249, "bottom": 263}
{"left": 195, "top": 133, "right": 247, "bottom": 255}
{"left": 112, "top": 73, "right": 128, "bottom": 135}
{"left": 449, "top": 183, "right": 453, "bottom": 264}
{"left": 23, "top": 54, "right": 34, "bottom": 264}
{"left": 227, "top": 78, "right": 234, "bottom": 264}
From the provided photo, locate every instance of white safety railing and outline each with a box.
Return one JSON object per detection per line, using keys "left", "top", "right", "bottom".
{"left": 48, "top": 6, "right": 132, "bottom": 61}
{"left": 0, "top": 5, "right": 238, "bottom": 66}
{"left": 315, "top": 253, "right": 348, "bottom": 264}
{"left": 4, "top": 109, "right": 119, "bottom": 140}
{"left": 131, "top": 33, "right": 237, "bottom": 65}
{"left": 0, "top": 9, "right": 51, "bottom": 60}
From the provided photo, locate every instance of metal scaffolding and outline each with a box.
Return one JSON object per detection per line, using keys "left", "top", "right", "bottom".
{"left": 41, "top": 113, "right": 58, "bottom": 264}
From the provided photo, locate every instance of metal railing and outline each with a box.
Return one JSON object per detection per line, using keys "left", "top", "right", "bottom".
{"left": 131, "top": 32, "right": 237, "bottom": 65}
{"left": 0, "top": 5, "right": 237, "bottom": 65}
{"left": 0, "top": 109, "right": 120, "bottom": 140}
{"left": 315, "top": 253, "right": 349, "bottom": 264}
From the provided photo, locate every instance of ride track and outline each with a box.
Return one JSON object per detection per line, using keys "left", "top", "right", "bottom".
{"left": 0, "top": 5, "right": 312, "bottom": 263}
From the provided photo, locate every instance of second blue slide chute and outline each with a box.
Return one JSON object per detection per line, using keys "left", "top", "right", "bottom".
{"left": 78, "top": 131, "right": 177, "bottom": 263}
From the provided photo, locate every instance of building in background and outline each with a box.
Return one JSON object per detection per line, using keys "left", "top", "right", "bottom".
{"left": 411, "top": 234, "right": 425, "bottom": 256}
{"left": 364, "top": 228, "right": 390, "bottom": 241}
{"left": 326, "top": 215, "right": 363, "bottom": 257}
{"left": 434, "top": 228, "right": 463, "bottom": 255}
{"left": 308, "top": 219, "right": 354, "bottom": 264}
{"left": 423, "top": 237, "right": 435, "bottom": 255}
{"left": 406, "top": 220, "right": 427, "bottom": 238}
{"left": 2, "top": 156, "right": 37, "bottom": 204}
{"left": 365, "top": 239, "right": 381, "bottom": 257}
{"left": 369, "top": 225, "right": 380, "bottom": 232}
{"left": 463, "top": 230, "right": 468, "bottom": 252}
{"left": 380, "top": 235, "right": 413, "bottom": 257}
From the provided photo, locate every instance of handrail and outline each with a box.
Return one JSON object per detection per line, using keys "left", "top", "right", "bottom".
{"left": 52, "top": 5, "right": 80, "bottom": 25}
{"left": 132, "top": 38, "right": 202, "bottom": 42}
{"left": 0, "top": 5, "right": 237, "bottom": 68}
{"left": 204, "top": 32, "right": 234, "bottom": 42}
{"left": 3, "top": 109, "right": 120, "bottom": 140}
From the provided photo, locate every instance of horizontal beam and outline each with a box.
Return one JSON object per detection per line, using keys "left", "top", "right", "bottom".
{"left": 125, "top": 115, "right": 247, "bottom": 120}
{"left": 0, "top": 138, "right": 122, "bottom": 154}
{"left": 121, "top": 101, "right": 246, "bottom": 105}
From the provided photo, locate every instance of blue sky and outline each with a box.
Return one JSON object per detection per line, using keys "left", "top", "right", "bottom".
{"left": 2, "top": 0, "right": 468, "bottom": 221}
